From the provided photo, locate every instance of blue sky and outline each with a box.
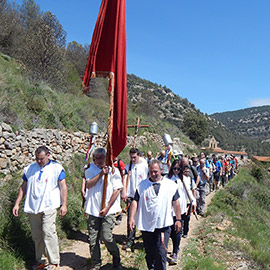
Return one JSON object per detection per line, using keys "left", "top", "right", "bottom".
{"left": 15, "top": 0, "right": 270, "bottom": 114}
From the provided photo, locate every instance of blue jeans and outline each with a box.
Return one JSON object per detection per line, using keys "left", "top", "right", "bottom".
{"left": 170, "top": 216, "right": 183, "bottom": 254}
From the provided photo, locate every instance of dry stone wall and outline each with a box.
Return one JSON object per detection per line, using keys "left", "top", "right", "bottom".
{"left": 0, "top": 122, "right": 108, "bottom": 178}
{"left": 0, "top": 122, "right": 192, "bottom": 179}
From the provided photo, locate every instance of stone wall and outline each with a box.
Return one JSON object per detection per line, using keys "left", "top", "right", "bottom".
{"left": 0, "top": 122, "right": 193, "bottom": 179}
{"left": 0, "top": 122, "right": 108, "bottom": 178}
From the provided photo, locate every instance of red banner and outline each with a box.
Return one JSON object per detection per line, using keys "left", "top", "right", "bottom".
{"left": 83, "top": 0, "right": 127, "bottom": 159}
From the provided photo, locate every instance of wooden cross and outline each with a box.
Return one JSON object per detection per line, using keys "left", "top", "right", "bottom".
{"left": 127, "top": 117, "right": 149, "bottom": 148}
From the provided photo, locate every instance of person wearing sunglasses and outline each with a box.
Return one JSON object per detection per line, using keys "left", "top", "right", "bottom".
{"left": 166, "top": 160, "right": 196, "bottom": 265}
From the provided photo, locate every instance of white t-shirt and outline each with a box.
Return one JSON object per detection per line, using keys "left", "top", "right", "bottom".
{"left": 125, "top": 162, "right": 148, "bottom": 198}
{"left": 170, "top": 175, "right": 196, "bottom": 215}
{"left": 23, "top": 160, "right": 65, "bottom": 214}
{"left": 135, "top": 177, "right": 178, "bottom": 232}
{"left": 84, "top": 163, "right": 123, "bottom": 217}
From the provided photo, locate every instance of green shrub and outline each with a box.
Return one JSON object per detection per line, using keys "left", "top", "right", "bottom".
{"left": 250, "top": 165, "right": 263, "bottom": 182}
{"left": 208, "top": 167, "right": 270, "bottom": 269}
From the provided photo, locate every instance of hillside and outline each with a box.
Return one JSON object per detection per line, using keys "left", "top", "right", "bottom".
{"left": 2, "top": 53, "right": 270, "bottom": 156}
{"left": 1, "top": 0, "right": 270, "bottom": 156}
{"left": 127, "top": 73, "right": 200, "bottom": 128}
{"left": 0, "top": 53, "right": 197, "bottom": 154}
{"left": 211, "top": 106, "right": 270, "bottom": 143}
{"left": 126, "top": 74, "right": 270, "bottom": 156}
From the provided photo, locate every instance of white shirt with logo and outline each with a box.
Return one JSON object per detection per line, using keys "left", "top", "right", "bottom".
{"left": 23, "top": 161, "right": 64, "bottom": 214}
{"left": 135, "top": 177, "right": 178, "bottom": 232}
{"left": 84, "top": 163, "right": 123, "bottom": 217}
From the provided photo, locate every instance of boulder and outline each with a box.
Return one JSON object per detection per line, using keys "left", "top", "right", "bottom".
{"left": 1, "top": 122, "right": 12, "bottom": 132}
{"left": 5, "top": 150, "right": 12, "bottom": 157}
{"left": 2, "top": 131, "right": 15, "bottom": 140}
{"left": 4, "top": 141, "right": 13, "bottom": 150}
{"left": 0, "top": 158, "right": 8, "bottom": 169}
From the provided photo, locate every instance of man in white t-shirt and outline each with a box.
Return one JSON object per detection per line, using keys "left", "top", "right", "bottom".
{"left": 13, "top": 146, "right": 67, "bottom": 270}
{"left": 129, "top": 160, "right": 181, "bottom": 270}
{"left": 121, "top": 148, "right": 148, "bottom": 251}
{"left": 84, "top": 148, "right": 123, "bottom": 270}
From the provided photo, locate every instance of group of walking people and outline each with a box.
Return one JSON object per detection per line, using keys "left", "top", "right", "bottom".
{"left": 12, "top": 145, "right": 238, "bottom": 270}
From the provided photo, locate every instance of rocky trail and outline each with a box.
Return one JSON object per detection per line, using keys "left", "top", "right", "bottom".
{"left": 58, "top": 191, "right": 216, "bottom": 270}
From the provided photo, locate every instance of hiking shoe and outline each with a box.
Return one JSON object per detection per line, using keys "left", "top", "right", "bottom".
{"left": 32, "top": 263, "right": 46, "bottom": 270}
{"left": 168, "top": 253, "right": 177, "bottom": 265}
{"left": 122, "top": 242, "right": 133, "bottom": 252}
{"left": 46, "top": 264, "right": 58, "bottom": 270}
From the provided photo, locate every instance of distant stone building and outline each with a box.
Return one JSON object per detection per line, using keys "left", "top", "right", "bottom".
{"left": 201, "top": 135, "right": 248, "bottom": 160}
{"left": 201, "top": 135, "right": 219, "bottom": 149}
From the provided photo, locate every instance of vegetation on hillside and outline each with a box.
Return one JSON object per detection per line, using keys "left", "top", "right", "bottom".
{"left": 207, "top": 117, "right": 270, "bottom": 156}
{"left": 182, "top": 165, "right": 270, "bottom": 270}
{"left": 0, "top": 154, "right": 87, "bottom": 269}
{"left": 2, "top": 0, "right": 270, "bottom": 157}
{"left": 211, "top": 106, "right": 270, "bottom": 143}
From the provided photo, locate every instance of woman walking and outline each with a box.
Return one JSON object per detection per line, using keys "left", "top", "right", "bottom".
{"left": 167, "top": 160, "right": 196, "bottom": 265}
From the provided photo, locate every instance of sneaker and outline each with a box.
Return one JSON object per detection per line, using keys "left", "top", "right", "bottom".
{"left": 32, "top": 263, "right": 46, "bottom": 270}
{"left": 46, "top": 264, "right": 58, "bottom": 270}
{"left": 168, "top": 253, "right": 177, "bottom": 265}
{"left": 182, "top": 234, "right": 188, "bottom": 238}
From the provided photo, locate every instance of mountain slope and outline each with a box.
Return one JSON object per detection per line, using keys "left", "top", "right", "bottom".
{"left": 127, "top": 74, "right": 270, "bottom": 156}
{"left": 0, "top": 53, "right": 196, "bottom": 151}
{"left": 211, "top": 106, "right": 270, "bottom": 143}
{"left": 1, "top": 53, "right": 270, "bottom": 156}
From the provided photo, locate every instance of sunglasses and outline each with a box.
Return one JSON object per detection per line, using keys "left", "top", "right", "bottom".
{"left": 172, "top": 167, "right": 181, "bottom": 171}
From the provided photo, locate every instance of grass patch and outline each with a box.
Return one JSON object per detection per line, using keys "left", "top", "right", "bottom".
{"left": 0, "top": 154, "right": 88, "bottom": 268}
{"left": 207, "top": 167, "right": 270, "bottom": 269}
{"left": 183, "top": 256, "right": 225, "bottom": 270}
{"left": 182, "top": 237, "right": 226, "bottom": 270}
{"left": 0, "top": 246, "right": 25, "bottom": 270}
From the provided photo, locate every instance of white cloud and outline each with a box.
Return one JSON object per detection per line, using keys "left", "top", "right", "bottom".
{"left": 249, "top": 98, "right": 270, "bottom": 107}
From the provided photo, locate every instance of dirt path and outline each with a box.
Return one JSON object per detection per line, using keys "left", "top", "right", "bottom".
{"left": 169, "top": 190, "right": 216, "bottom": 270}
{"left": 59, "top": 190, "right": 216, "bottom": 270}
